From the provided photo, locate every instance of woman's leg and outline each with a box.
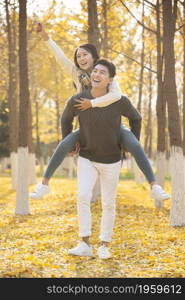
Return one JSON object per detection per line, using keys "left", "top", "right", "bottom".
{"left": 120, "top": 125, "right": 170, "bottom": 201}
{"left": 29, "top": 130, "right": 80, "bottom": 199}
{"left": 120, "top": 125, "right": 155, "bottom": 184}
{"left": 43, "top": 129, "right": 80, "bottom": 180}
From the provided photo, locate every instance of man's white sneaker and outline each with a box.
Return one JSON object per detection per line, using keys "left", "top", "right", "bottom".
{"left": 29, "top": 183, "right": 51, "bottom": 199}
{"left": 68, "top": 242, "right": 93, "bottom": 257}
{"left": 97, "top": 245, "right": 111, "bottom": 259}
{"left": 151, "top": 184, "right": 170, "bottom": 201}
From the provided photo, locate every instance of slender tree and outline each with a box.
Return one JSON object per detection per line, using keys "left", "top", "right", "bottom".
{"left": 87, "top": 0, "right": 100, "bottom": 54}
{"left": 52, "top": 58, "right": 61, "bottom": 144}
{"left": 15, "top": 0, "right": 30, "bottom": 215}
{"left": 144, "top": 54, "right": 153, "bottom": 159}
{"left": 155, "top": 0, "right": 167, "bottom": 189}
{"left": 5, "top": 0, "right": 18, "bottom": 189}
{"left": 137, "top": 0, "right": 145, "bottom": 113}
{"left": 183, "top": 1, "right": 185, "bottom": 162}
{"left": 26, "top": 43, "right": 36, "bottom": 185}
{"left": 162, "top": 0, "right": 185, "bottom": 226}
{"left": 35, "top": 97, "right": 41, "bottom": 152}
{"left": 28, "top": 93, "right": 36, "bottom": 185}
{"left": 102, "top": 0, "right": 108, "bottom": 57}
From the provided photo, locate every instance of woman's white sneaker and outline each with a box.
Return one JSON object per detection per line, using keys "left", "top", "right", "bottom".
{"left": 97, "top": 245, "right": 111, "bottom": 259}
{"left": 151, "top": 184, "right": 170, "bottom": 201}
{"left": 68, "top": 242, "right": 93, "bottom": 257}
{"left": 29, "top": 183, "right": 51, "bottom": 199}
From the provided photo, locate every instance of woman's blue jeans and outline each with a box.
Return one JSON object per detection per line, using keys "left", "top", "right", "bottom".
{"left": 44, "top": 125, "right": 155, "bottom": 183}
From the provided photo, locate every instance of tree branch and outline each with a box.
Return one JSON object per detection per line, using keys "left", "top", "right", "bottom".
{"left": 137, "top": 0, "right": 157, "bottom": 9}
{"left": 176, "top": 22, "right": 185, "bottom": 32}
{"left": 119, "top": 0, "right": 157, "bottom": 34}
{"left": 110, "top": 48, "right": 157, "bottom": 74}
{"left": 143, "top": 0, "right": 156, "bottom": 8}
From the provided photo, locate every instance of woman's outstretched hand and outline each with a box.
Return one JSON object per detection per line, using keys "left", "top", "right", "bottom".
{"left": 36, "top": 22, "right": 49, "bottom": 41}
{"left": 74, "top": 98, "right": 92, "bottom": 111}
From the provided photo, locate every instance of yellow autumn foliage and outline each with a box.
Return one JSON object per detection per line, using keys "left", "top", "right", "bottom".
{"left": 0, "top": 175, "right": 184, "bottom": 278}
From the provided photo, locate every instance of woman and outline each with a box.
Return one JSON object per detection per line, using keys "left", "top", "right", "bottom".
{"left": 30, "top": 23, "right": 169, "bottom": 202}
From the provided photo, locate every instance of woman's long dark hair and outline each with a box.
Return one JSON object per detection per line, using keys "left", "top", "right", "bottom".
{"left": 74, "top": 44, "right": 99, "bottom": 68}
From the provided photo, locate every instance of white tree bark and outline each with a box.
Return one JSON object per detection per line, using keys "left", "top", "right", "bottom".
{"left": 15, "top": 147, "right": 30, "bottom": 215}
{"left": 10, "top": 152, "right": 18, "bottom": 190}
{"left": 169, "top": 146, "right": 185, "bottom": 226}
{"left": 1, "top": 157, "right": 9, "bottom": 172}
{"left": 28, "top": 152, "right": 36, "bottom": 185}
{"left": 156, "top": 151, "right": 166, "bottom": 188}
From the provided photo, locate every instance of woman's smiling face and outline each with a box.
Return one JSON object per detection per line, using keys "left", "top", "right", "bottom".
{"left": 91, "top": 64, "right": 112, "bottom": 89}
{"left": 76, "top": 47, "right": 94, "bottom": 71}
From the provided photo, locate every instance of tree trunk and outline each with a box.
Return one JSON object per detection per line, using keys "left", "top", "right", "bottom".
{"left": 35, "top": 98, "right": 41, "bottom": 160}
{"left": 183, "top": 0, "right": 185, "bottom": 156}
{"left": 155, "top": 0, "right": 166, "bottom": 190}
{"left": 137, "top": 0, "right": 145, "bottom": 113}
{"left": 87, "top": 0, "right": 100, "bottom": 54}
{"left": 102, "top": 0, "right": 108, "bottom": 57}
{"left": 28, "top": 94, "right": 36, "bottom": 185}
{"left": 162, "top": 0, "right": 185, "bottom": 226}
{"left": 55, "top": 99, "right": 60, "bottom": 144}
{"left": 16, "top": 0, "right": 30, "bottom": 215}
{"left": 53, "top": 59, "right": 61, "bottom": 144}
{"left": 144, "top": 54, "right": 153, "bottom": 158}
{"left": 183, "top": 1, "right": 185, "bottom": 188}
{"left": 5, "top": 0, "right": 18, "bottom": 189}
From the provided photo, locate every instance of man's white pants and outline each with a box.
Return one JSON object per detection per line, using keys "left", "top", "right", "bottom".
{"left": 77, "top": 156, "right": 121, "bottom": 242}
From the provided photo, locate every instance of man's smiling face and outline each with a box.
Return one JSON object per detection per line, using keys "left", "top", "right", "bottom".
{"left": 90, "top": 64, "right": 112, "bottom": 89}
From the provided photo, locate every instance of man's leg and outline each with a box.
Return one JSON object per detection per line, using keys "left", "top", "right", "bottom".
{"left": 68, "top": 156, "right": 98, "bottom": 256}
{"left": 91, "top": 176, "right": 101, "bottom": 203}
{"left": 97, "top": 160, "right": 121, "bottom": 258}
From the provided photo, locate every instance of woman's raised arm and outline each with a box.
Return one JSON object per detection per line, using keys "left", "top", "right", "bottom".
{"left": 36, "top": 22, "right": 74, "bottom": 76}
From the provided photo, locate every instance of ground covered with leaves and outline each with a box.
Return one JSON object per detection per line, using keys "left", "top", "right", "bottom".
{"left": 0, "top": 174, "right": 184, "bottom": 278}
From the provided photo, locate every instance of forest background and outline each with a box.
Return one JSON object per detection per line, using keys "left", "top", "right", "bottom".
{"left": 1, "top": 0, "right": 185, "bottom": 281}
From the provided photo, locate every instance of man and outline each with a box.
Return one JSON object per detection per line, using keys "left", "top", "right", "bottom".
{"left": 61, "top": 59, "right": 142, "bottom": 259}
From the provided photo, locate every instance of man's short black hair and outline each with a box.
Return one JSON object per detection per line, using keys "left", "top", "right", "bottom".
{"left": 93, "top": 59, "right": 116, "bottom": 78}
